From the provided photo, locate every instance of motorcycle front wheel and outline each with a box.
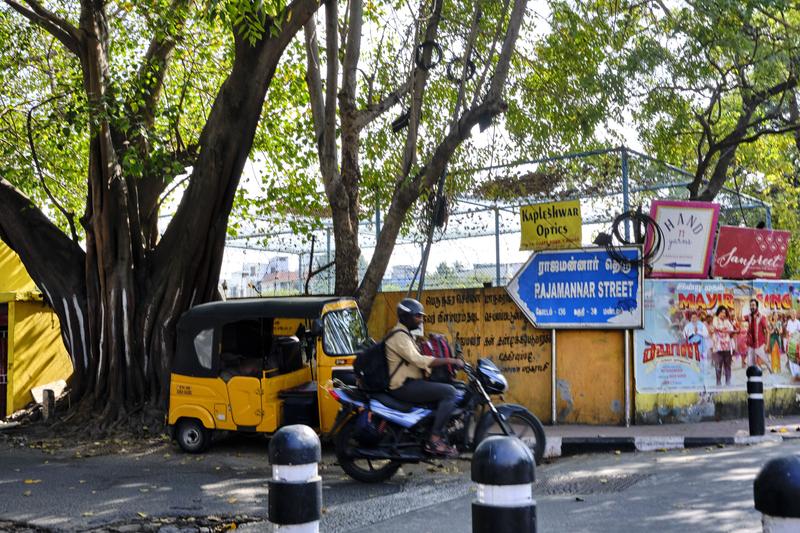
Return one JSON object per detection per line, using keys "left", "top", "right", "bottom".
{"left": 474, "top": 408, "right": 546, "bottom": 465}
{"left": 334, "top": 417, "right": 402, "bottom": 483}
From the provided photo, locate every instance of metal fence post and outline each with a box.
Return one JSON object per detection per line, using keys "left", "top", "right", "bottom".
{"left": 495, "top": 206, "right": 501, "bottom": 286}
{"left": 472, "top": 435, "right": 536, "bottom": 533}
{"left": 268, "top": 424, "right": 322, "bottom": 532}
{"left": 754, "top": 455, "right": 800, "bottom": 532}
{"left": 621, "top": 146, "right": 630, "bottom": 241}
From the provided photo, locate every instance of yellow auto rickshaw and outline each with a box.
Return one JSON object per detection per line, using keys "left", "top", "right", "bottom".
{"left": 167, "top": 296, "right": 366, "bottom": 452}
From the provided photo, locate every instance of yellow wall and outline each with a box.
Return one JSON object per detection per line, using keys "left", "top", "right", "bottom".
{"left": 556, "top": 330, "right": 626, "bottom": 424}
{"left": 6, "top": 299, "right": 72, "bottom": 417}
{"left": 369, "top": 288, "right": 627, "bottom": 425}
{"left": 0, "top": 240, "right": 39, "bottom": 300}
{"left": 634, "top": 388, "right": 799, "bottom": 423}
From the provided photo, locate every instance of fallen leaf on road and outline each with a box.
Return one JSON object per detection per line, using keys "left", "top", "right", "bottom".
{"left": 599, "top": 478, "right": 608, "bottom": 484}
{"left": 23, "top": 491, "right": 31, "bottom": 497}
{"left": 82, "top": 512, "right": 94, "bottom": 517}
{"left": 79, "top": 480, "right": 86, "bottom": 484}
{"left": 139, "top": 488, "right": 149, "bottom": 493}
{"left": 24, "top": 479, "right": 42, "bottom": 484}
{"left": 614, "top": 450, "right": 621, "bottom": 455}
{"left": 137, "top": 512, "right": 148, "bottom": 518}
{"left": 227, "top": 497, "right": 238, "bottom": 503}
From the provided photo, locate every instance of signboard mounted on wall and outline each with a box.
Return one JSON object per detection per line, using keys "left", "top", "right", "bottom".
{"left": 519, "top": 199, "right": 582, "bottom": 251}
{"left": 506, "top": 247, "right": 643, "bottom": 329}
{"left": 645, "top": 200, "right": 719, "bottom": 278}
{"left": 712, "top": 226, "right": 791, "bottom": 279}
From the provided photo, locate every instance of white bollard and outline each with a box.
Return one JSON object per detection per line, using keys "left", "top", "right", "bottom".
{"left": 754, "top": 455, "right": 800, "bottom": 532}
{"left": 471, "top": 435, "right": 536, "bottom": 533}
{"left": 268, "top": 425, "right": 322, "bottom": 532}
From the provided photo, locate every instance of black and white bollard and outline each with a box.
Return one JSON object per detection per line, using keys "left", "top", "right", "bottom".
{"left": 268, "top": 424, "right": 322, "bottom": 532}
{"left": 747, "top": 365, "right": 765, "bottom": 436}
{"left": 471, "top": 435, "right": 536, "bottom": 533}
{"left": 754, "top": 455, "right": 800, "bottom": 532}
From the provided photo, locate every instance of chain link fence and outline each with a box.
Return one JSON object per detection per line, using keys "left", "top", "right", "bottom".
{"left": 220, "top": 148, "right": 771, "bottom": 298}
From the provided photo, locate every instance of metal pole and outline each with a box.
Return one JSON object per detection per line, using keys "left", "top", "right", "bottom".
{"left": 551, "top": 329, "right": 557, "bottom": 425}
{"left": 376, "top": 192, "right": 382, "bottom": 292}
{"left": 298, "top": 252, "right": 303, "bottom": 294}
{"left": 326, "top": 227, "right": 332, "bottom": 294}
{"left": 495, "top": 207, "right": 501, "bottom": 286}
{"left": 621, "top": 146, "right": 631, "bottom": 241}
{"left": 765, "top": 206, "right": 772, "bottom": 229}
{"left": 624, "top": 329, "right": 631, "bottom": 428}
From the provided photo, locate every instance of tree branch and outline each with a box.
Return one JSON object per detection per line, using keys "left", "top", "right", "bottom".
{"left": 4, "top": 0, "right": 82, "bottom": 55}
{"left": 398, "top": 0, "right": 445, "bottom": 179}
{"left": 304, "top": 19, "right": 326, "bottom": 158}
{"left": 26, "top": 93, "right": 80, "bottom": 243}
{"left": 340, "top": 0, "right": 362, "bottom": 118}
{"left": 470, "top": 0, "right": 510, "bottom": 109}
{"left": 352, "top": 76, "right": 412, "bottom": 130}
{"left": 322, "top": 0, "right": 339, "bottom": 173}
{"left": 0, "top": 177, "right": 86, "bottom": 300}
{"left": 133, "top": 0, "right": 190, "bottom": 130}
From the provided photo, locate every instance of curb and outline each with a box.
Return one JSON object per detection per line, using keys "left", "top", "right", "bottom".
{"left": 543, "top": 434, "right": 785, "bottom": 459}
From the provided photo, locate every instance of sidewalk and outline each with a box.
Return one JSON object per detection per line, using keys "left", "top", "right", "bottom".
{"left": 543, "top": 415, "right": 800, "bottom": 458}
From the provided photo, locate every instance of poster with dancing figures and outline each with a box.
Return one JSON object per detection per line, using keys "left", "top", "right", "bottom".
{"left": 634, "top": 279, "right": 800, "bottom": 393}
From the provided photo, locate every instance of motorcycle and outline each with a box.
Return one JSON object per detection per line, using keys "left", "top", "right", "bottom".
{"left": 327, "top": 358, "right": 546, "bottom": 483}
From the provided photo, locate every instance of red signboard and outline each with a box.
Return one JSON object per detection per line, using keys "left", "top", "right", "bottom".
{"left": 712, "top": 226, "right": 791, "bottom": 279}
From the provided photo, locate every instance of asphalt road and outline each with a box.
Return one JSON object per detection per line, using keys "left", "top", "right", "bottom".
{"left": 0, "top": 432, "right": 471, "bottom": 532}
{"left": 0, "top": 432, "right": 798, "bottom": 532}
{"left": 358, "top": 439, "right": 800, "bottom": 533}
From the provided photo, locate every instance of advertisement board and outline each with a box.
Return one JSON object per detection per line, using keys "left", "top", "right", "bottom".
{"left": 506, "top": 247, "right": 642, "bottom": 329}
{"left": 634, "top": 279, "right": 800, "bottom": 393}
{"left": 645, "top": 200, "right": 719, "bottom": 278}
{"left": 519, "top": 199, "right": 582, "bottom": 251}
{"left": 712, "top": 226, "right": 791, "bottom": 279}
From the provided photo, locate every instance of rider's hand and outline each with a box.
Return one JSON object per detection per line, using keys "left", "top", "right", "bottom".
{"left": 452, "top": 359, "right": 465, "bottom": 369}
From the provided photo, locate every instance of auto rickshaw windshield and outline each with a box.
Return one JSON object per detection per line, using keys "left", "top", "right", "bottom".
{"left": 323, "top": 308, "right": 369, "bottom": 355}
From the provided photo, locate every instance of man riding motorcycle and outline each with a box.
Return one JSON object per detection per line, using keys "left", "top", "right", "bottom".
{"left": 385, "top": 298, "right": 464, "bottom": 457}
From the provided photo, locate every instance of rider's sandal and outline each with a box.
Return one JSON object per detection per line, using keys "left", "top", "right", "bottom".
{"left": 424, "top": 440, "right": 458, "bottom": 458}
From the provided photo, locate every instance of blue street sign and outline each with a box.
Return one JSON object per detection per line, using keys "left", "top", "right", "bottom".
{"left": 506, "top": 247, "right": 643, "bottom": 329}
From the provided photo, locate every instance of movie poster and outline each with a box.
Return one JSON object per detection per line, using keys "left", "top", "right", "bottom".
{"left": 634, "top": 280, "right": 800, "bottom": 392}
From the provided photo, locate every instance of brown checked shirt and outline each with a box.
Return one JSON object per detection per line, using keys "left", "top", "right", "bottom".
{"left": 384, "top": 322, "right": 434, "bottom": 390}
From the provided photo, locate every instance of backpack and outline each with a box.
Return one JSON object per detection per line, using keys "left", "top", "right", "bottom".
{"left": 353, "top": 329, "right": 409, "bottom": 392}
{"left": 419, "top": 333, "right": 456, "bottom": 383}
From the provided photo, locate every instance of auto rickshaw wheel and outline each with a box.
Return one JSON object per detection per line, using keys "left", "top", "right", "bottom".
{"left": 176, "top": 418, "right": 212, "bottom": 453}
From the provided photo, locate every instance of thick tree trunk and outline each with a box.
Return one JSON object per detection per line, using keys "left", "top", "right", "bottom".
{"left": 0, "top": 0, "right": 321, "bottom": 431}
{"left": 357, "top": 185, "right": 417, "bottom": 317}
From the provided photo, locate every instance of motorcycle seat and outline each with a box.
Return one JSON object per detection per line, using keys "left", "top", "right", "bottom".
{"left": 370, "top": 392, "right": 416, "bottom": 412}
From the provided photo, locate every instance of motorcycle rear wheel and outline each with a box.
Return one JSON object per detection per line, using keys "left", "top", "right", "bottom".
{"left": 335, "top": 418, "right": 402, "bottom": 483}
{"left": 474, "top": 408, "right": 546, "bottom": 465}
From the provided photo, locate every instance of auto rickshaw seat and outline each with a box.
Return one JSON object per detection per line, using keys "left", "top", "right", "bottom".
{"left": 266, "top": 336, "right": 304, "bottom": 376}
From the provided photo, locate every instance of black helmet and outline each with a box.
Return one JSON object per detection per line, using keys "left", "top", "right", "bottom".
{"left": 397, "top": 298, "right": 426, "bottom": 320}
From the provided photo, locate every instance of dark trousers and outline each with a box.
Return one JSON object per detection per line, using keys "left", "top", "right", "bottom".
{"left": 390, "top": 379, "right": 457, "bottom": 438}
{"left": 713, "top": 350, "right": 732, "bottom": 385}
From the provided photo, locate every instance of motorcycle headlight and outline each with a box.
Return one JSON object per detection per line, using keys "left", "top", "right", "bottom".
{"left": 477, "top": 358, "right": 508, "bottom": 394}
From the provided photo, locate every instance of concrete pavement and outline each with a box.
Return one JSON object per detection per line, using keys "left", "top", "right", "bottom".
{"left": 347, "top": 438, "right": 800, "bottom": 533}
{"left": 543, "top": 415, "right": 800, "bottom": 457}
